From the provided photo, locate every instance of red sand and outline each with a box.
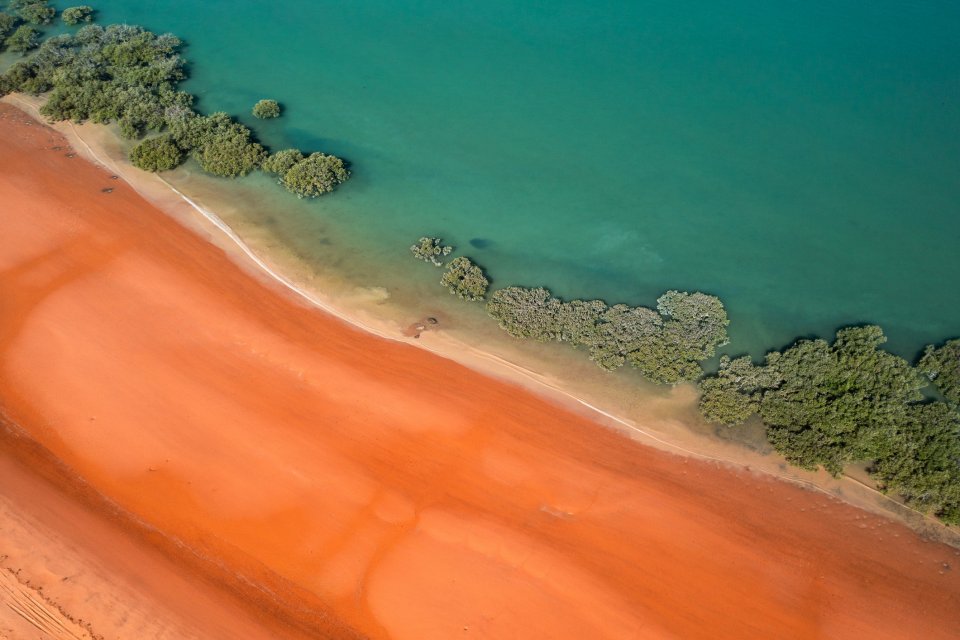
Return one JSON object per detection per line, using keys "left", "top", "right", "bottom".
{"left": 0, "top": 104, "right": 958, "bottom": 639}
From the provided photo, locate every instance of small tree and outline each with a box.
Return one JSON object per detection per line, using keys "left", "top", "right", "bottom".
{"left": 62, "top": 5, "right": 93, "bottom": 25}
{"left": 281, "top": 152, "right": 350, "bottom": 197}
{"left": 261, "top": 148, "right": 304, "bottom": 177}
{"left": 251, "top": 99, "right": 280, "bottom": 119}
{"left": 130, "top": 135, "right": 184, "bottom": 172}
{"left": 194, "top": 133, "right": 265, "bottom": 177}
{"left": 5, "top": 23, "right": 38, "bottom": 52}
{"left": 410, "top": 237, "right": 452, "bottom": 266}
{"left": 0, "top": 12, "right": 18, "bottom": 43}
{"left": 441, "top": 257, "right": 489, "bottom": 301}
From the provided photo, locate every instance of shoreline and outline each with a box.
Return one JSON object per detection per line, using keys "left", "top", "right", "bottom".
{"left": 1, "top": 102, "right": 959, "bottom": 639}
{"left": 3, "top": 93, "right": 956, "bottom": 545}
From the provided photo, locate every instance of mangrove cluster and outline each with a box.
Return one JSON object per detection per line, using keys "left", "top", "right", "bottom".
{"left": 488, "top": 287, "right": 729, "bottom": 383}
{"left": 410, "top": 236, "right": 453, "bottom": 266}
{"left": 252, "top": 98, "right": 280, "bottom": 119}
{"left": 0, "top": 9, "right": 350, "bottom": 197}
{"left": 698, "top": 327, "right": 960, "bottom": 523}
{"left": 409, "top": 235, "right": 959, "bottom": 524}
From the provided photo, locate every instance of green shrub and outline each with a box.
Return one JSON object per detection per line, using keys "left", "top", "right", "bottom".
{"left": 4, "top": 23, "right": 37, "bottom": 52}
{"left": 918, "top": 339, "right": 960, "bottom": 408}
{"left": 129, "top": 135, "right": 183, "bottom": 172}
{"left": 0, "top": 12, "right": 17, "bottom": 43}
{"left": 441, "top": 257, "right": 489, "bottom": 301}
{"left": 870, "top": 402, "right": 960, "bottom": 524}
{"left": 10, "top": 0, "right": 54, "bottom": 25}
{"left": 193, "top": 129, "right": 265, "bottom": 177}
{"left": 486, "top": 287, "right": 727, "bottom": 382}
{"left": 410, "top": 237, "right": 453, "bottom": 266}
{"left": 251, "top": 98, "right": 280, "bottom": 119}
{"left": 281, "top": 152, "right": 350, "bottom": 197}
{"left": 61, "top": 5, "right": 92, "bottom": 25}
{"left": 261, "top": 148, "right": 304, "bottom": 177}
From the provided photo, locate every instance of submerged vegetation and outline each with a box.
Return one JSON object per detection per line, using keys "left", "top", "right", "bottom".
{"left": 0, "top": 13, "right": 350, "bottom": 195}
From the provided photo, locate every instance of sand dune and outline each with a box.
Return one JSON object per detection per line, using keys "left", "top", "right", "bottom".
{"left": 1, "top": 104, "right": 958, "bottom": 639}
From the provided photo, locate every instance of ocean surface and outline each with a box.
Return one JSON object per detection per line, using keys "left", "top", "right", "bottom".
{"left": 70, "top": 0, "right": 960, "bottom": 359}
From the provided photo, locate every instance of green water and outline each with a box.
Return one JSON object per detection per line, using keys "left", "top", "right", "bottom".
{"left": 81, "top": 0, "right": 960, "bottom": 358}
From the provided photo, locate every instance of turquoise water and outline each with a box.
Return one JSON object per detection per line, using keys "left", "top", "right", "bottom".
{"left": 80, "top": 1, "right": 960, "bottom": 358}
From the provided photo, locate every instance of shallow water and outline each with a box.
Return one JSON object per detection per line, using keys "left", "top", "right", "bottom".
{"left": 70, "top": 0, "right": 960, "bottom": 358}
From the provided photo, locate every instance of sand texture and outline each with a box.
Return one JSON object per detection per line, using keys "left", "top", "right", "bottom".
{"left": 1, "top": 104, "right": 958, "bottom": 639}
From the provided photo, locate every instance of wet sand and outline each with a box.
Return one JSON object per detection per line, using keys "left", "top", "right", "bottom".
{"left": 1, "top": 103, "right": 958, "bottom": 639}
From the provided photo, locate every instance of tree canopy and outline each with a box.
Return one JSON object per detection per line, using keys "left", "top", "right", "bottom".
{"left": 261, "top": 148, "right": 304, "bottom": 177}
{"left": 441, "top": 257, "right": 489, "bottom": 301}
{"left": 280, "top": 152, "right": 350, "bottom": 198}
{"left": 0, "top": 20, "right": 351, "bottom": 193}
{"left": 486, "top": 287, "right": 728, "bottom": 383}
{"left": 4, "top": 23, "right": 37, "bottom": 52}
{"left": 410, "top": 237, "right": 453, "bottom": 266}
{"left": 130, "top": 134, "right": 183, "bottom": 172}
{"left": 62, "top": 5, "right": 93, "bottom": 25}
{"left": 0, "top": 12, "right": 18, "bottom": 44}
{"left": 9, "top": 0, "right": 54, "bottom": 25}
{"left": 698, "top": 326, "right": 960, "bottom": 524}
{"left": 918, "top": 339, "right": 960, "bottom": 408}
{"left": 252, "top": 98, "right": 280, "bottom": 119}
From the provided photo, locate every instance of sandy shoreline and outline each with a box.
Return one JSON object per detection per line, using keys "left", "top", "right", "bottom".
{"left": 2, "top": 94, "right": 955, "bottom": 542}
{"left": 2, "top": 102, "right": 959, "bottom": 638}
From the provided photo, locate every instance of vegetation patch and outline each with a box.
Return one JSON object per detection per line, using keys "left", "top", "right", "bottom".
{"left": 61, "top": 5, "right": 92, "bottom": 25}
{"left": 698, "top": 326, "right": 960, "bottom": 524}
{"left": 129, "top": 134, "right": 183, "bottom": 172}
{"left": 0, "top": 19, "right": 350, "bottom": 195}
{"left": 10, "top": 0, "right": 54, "bottom": 25}
{"left": 410, "top": 236, "right": 453, "bottom": 266}
{"left": 441, "top": 257, "right": 489, "bottom": 301}
{"left": 251, "top": 98, "right": 280, "bottom": 119}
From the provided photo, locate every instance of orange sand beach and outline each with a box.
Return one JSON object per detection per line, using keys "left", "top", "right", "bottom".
{"left": 0, "top": 103, "right": 958, "bottom": 639}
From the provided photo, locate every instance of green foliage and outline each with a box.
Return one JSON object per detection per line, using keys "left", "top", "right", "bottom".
{"left": 129, "top": 135, "right": 183, "bottom": 172}
{"left": 14, "top": 24, "right": 188, "bottom": 141}
{"left": 251, "top": 98, "right": 280, "bottom": 119}
{"left": 486, "top": 287, "right": 727, "bottom": 382}
{"left": 870, "top": 402, "right": 960, "bottom": 524}
{"left": 410, "top": 237, "right": 453, "bottom": 266}
{"left": 10, "top": 0, "right": 54, "bottom": 25}
{"left": 0, "top": 12, "right": 17, "bottom": 43}
{"left": 4, "top": 23, "right": 37, "bottom": 52}
{"left": 699, "top": 355, "right": 782, "bottom": 425}
{"left": 180, "top": 112, "right": 265, "bottom": 177}
{"left": 280, "top": 152, "right": 350, "bottom": 197}
{"left": 260, "top": 148, "right": 304, "bottom": 177}
{"left": 759, "top": 327, "right": 926, "bottom": 474}
{"left": 0, "top": 20, "right": 351, "bottom": 194}
{"left": 697, "top": 326, "right": 960, "bottom": 524}
{"left": 61, "top": 5, "right": 92, "bottom": 25}
{"left": 441, "top": 257, "right": 489, "bottom": 301}
{"left": 918, "top": 339, "right": 960, "bottom": 408}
